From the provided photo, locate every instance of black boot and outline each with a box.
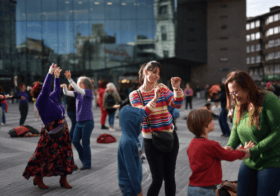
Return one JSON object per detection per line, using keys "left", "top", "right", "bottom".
{"left": 101, "top": 125, "right": 109, "bottom": 129}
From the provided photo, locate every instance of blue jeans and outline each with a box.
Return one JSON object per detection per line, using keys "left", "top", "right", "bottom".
{"left": 67, "top": 111, "right": 76, "bottom": 141}
{"left": 138, "top": 133, "right": 145, "bottom": 154}
{"left": 219, "top": 108, "right": 231, "bottom": 136}
{"left": 73, "top": 120, "right": 94, "bottom": 168}
{"left": 119, "top": 184, "right": 137, "bottom": 196}
{"left": 1, "top": 103, "right": 6, "bottom": 124}
{"left": 187, "top": 186, "right": 216, "bottom": 196}
{"left": 108, "top": 111, "right": 115, "bottom": 126}
{"left": 237, "top": 161, "right": 280, "bottom": 196}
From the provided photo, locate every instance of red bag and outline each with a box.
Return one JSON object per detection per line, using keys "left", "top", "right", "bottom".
{"left": 97, "top": 133, "right": 116, "bottom": 144}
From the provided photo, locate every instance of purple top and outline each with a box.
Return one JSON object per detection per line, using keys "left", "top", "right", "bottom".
{"left": 17, "top": 90, "right": 29, "bottom": 103}
{"left": 36, "top": 73, "right": 65, "bottom": 125}
{"left": 74, "top": 89, "right": 93, "bottom": 121}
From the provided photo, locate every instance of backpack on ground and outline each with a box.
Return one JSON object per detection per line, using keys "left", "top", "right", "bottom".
{"left": 8, "top": 125, "right": 40, "bottom": 137}
{"left": 97, "top": 133, "right": 116, "bottom": 144}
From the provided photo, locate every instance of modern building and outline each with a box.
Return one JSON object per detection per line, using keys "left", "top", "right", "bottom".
{"left": 177, "top": 0, "right": 247, "bottom": 88}
{"left": 246, "top": 6, "right": 280, "bottom": 81}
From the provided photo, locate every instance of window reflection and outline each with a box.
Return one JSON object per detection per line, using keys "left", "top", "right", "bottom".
{"left": 74, "top": 0, "right": 89, "bottom": 21}
{"left": 42, "top": 0, "right": 58, "bottom": 21}
{"left": 90, "top": 0, "right": 105, "bottom": 20}
{"left": 26, "top": 0, "right": 42, "bottom": 21}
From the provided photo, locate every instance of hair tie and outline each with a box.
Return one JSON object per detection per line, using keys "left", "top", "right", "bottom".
{"left": 33, "top": 84, "right": 40, "bottom": 92}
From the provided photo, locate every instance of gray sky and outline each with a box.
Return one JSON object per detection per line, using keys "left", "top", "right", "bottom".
{"left": 247, "top": 0, "right": 280, "bottom": 17}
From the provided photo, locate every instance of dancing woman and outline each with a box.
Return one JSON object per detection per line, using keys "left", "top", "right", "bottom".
{"left": 63, "top": 71, "right": 94, "bottom": 170}
{"left": 22, "top": 64, "right": 78, "bottom": 189}
{"left": 129, "top": 61, "right": 184, "bottom": 196}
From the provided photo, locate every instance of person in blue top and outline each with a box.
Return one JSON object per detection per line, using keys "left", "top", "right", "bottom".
{"left": 22, "top": 64, "right": 78, "bottom": 189}
{"left": 63, "top": 71, "right": 94, "bottom": 170}
{"left": 118, "top": 106, "right": 145, "bottom": 196}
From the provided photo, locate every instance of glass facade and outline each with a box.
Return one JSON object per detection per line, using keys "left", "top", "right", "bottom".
{"left": 0, "top": 0, "right": 176, "bottom": 91}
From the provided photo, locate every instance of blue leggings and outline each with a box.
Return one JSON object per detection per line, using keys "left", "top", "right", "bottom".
{"left": 237, "top": 161, "right": 280, "bottom": 196}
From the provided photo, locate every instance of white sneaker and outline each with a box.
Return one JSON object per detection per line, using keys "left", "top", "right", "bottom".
{"left": 109, "top": 128, "right": 115, "bottom": 132}
{"left": 1, "top": 123, "right": 5, "bottom": 125}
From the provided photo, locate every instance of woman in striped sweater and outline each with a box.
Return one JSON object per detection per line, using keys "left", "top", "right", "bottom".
{"left": 129, "top": 61, "right": 184, "bottom": 196}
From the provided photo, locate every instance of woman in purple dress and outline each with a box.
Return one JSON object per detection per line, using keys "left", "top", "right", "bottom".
{"left": 22, "top": 64, "right": 78, "bottom": 189}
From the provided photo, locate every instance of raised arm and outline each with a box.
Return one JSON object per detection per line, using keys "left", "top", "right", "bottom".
{"left": 64, "top": 70, "right": 85, "bottom": 95}
{"left": 50, "top": 67, "right": 62, "bottom": 100}
{"left": 61, "top": 84, "right": 75, "bottom": 97}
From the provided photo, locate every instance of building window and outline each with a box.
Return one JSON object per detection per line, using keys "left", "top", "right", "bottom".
{"left": 256, "top": 56, "right": 261, "bottom": 63}
{"left": 251, "top": 33, "right": 255, "bottom": 41}
{"left": 255, "top": 32, "right": 260, "bottom": 40}
{"left": 161, "top": 26, "right": 167, "bottom": 41}
{"left": 220, "top": 58, "right": 228, "bottom": 61}
{"left": 247, "top": 57, "right": 250, "bottom": 64}
{"left": 268, "top": 40, "right": 275, "bottom": 48}
{"left": 251, "top": 45, "right": 255, "bottom": 52}
{"left": 220, "top": 37, "right": 228, "bottom": 40}
{"left": 246, "top": 35, "right": 250, "bottom": 42}
{"left": 250, "top": 22, "right": 255, "bottom": 29}
{"left": 259, "top": 67, "right": 263, "bottom": 75}
{"left": 269, "top": 16, "right": 274, "bottom": 24}
{"left": 275, "top": 51, "right": 280, "bottom": 59}
{"left": 247, "top": 46, "right": 250, "bottom": 53}
{"left": 163, "top": 50, "right": 169, "bottom": 58}
{"left": 221, "top": 25, "right": 227, "bottom": 29}
{"left": 256, "top": 44, "right": 261, "bottom": 51}
{"left": 159, "top": 5, "right": 167, "bottom": 15}
{"left": 221, "top": 4, "right": 227, "bottom": 8}
{"left": 269, "top": 28, "right": 274, "bottom": 36}
{"left": 251, "top": 56, "right": 255, "bottom": 64}
{"left": 255, "top": 20, "right": 260, "bottom": 27}
{"left": 249, "top": 69, "right": 254, "bottom": 76}
{"left": 274, "top": 14, "right": 279, "bottom": 22}
{"left": 274, "top": 27, "right": 279, "bottom": 34}
{"left": 246, "top": 23, "right": 250, "bottom": 30}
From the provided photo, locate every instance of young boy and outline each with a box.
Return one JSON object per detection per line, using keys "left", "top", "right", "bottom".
{"left": 118, "top": 106, "right": 145, "bottom": 196}
{"left": 186, "top": 108, "right": 253, "bottom": 196}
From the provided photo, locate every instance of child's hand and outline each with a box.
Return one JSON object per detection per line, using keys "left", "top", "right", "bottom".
{"left": 243, "top": 141, "right": 255, "bottom": 149}
{"left": 238, "top": 148, "right": 251, "bottom": 160}
{"left": 223, "top": 146, "right": 234, "bottom": 151}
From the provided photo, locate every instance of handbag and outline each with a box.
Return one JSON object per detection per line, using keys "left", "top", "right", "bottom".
{"left": 216, "top": 180, "right": 237, "bottom": 196}
{"left": 136, "top": 89, "right": 174, "bottom": 153}
{"left": 45, "top": 120, "right": 66, "bottom": 139}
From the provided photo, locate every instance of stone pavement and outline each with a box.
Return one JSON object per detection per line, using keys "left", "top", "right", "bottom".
{"left": 0, "top": 98, "right": 250, "bottom": 196}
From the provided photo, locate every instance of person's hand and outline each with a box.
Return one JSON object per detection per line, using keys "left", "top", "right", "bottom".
{"left": 60, "top": 84, "right": 67, "bottom": 89}
{"left": 137, "top": 188, "right": 143, "bottom": 196}
{"left": 153, "top": 86, "right": 161, "bottom": 102}
{"left": 238, "top": 148, "right": 251, "bottom": 160}
{"left": 243, "top": 141, "right": 255, "bottom": 149}
{"left": 113, "top": 104, "right": 120, "bottom": 109}
{"left": 171, "top": 77, "right": 181, "bottom": 89}
{"left": 207, "top": 98, "right": 211, "bottom": 102}
{"left": 224, "top": 146, "right": 234, "bottom": 151}
{"left": 64, "top": 70, "right": 71, "bottom": 80}
{"left": 54, "top": 67, "right": 62, "bottom": 78}
{"left": 14, "top": 76, "right": 17, "bottom": 80}
{"left": 27, "top": 86, "right": 32, "bottom": 91}
{"left": 49, "top": 63, "right": 56, "bottom": 74}
{"left": 21, "top": 96, "right": 25, "bottom": 100}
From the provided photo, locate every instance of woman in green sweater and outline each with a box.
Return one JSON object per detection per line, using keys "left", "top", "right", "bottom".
{"left": 224, "top": 71, "right": 280, "bottom": 196}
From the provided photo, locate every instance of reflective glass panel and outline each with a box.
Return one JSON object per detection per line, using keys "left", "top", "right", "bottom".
{"left": 74, "top": 0, "right": 89, "bottom": 21}
{"left": 58, "top": 0, "right": 73, "bottom": 21}
{"left": 42, "top": 0, "right": 58, "bottom": 21}
{"left": 26, "top": 0, "right": 42, "bottom": 21}
{"left": 105, "top": 0, "right": 120, "bottom": 20}
{"left": 90, "top": 0, "right": 105, "bottom": 20}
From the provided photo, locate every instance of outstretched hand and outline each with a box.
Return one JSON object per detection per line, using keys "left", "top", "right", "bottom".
{"left": 64, "top": 70, "right": 71, "bottom": 80}
{"left": 54, "top": 67, "right": 62, "bottom": 78}
{"left": 171, "top": 77, "right": 181, "bottom": 89}
{"left": 49, "top": 63, "right": 57, "bottom": 74}
{"left": 60, "top": 84, "right": 67, "bottom": 89}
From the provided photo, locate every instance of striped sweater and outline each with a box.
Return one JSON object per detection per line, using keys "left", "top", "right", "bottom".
{"left": 129, "top": 83, "right": 184, "bottom": 138}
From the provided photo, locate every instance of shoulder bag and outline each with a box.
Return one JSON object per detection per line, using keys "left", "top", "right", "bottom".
{"left": 136, "top": 89, "right": 174, "bottom": 153}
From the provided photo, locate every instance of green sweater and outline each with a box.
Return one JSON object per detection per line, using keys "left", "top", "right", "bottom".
{"left": 227, "top": 92, "right": 280, "bottom": 170}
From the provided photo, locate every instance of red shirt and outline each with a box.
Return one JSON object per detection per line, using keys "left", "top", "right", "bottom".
{"left": 187, "top": 137, "right": 245, "bottom": 187}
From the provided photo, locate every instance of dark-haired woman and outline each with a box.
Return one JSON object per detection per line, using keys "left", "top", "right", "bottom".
{"left": 129, "top": 61, "right": 184, "bottom": 196}
{"left": 61, "top": 84, "right": 76, "bottom": 142}
{"left": 22, "top": 64, "right": 78, "bottom": 189}
{"left": 224, "top": 70, "right": 280, "bottom": 196}
{"left": 14, "top": 76, "right": 32, "bottom": 125}
{"left": 63, "top": 71, "right": 94, "bottom": 170}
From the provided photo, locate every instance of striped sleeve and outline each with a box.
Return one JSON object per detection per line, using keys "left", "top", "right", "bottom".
{"left": 129, "top": 90, "right": 156, "bottom": 117}
{"left": 161, "top": 84, "right": 184, "bottom": 109}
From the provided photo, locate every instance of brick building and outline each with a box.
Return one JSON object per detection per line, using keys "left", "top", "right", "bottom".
{"left": 176, "top": 0, "right": 247, "bottom": 88}
{"left": 246, "top": 6, "right": 280, "bottom": 81}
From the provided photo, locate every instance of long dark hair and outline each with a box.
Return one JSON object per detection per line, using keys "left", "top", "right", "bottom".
{"left": 224, "top": 71, "right": 262, "bottom": 129}
{"left": 138, "top": 61, "right": 162, "bottom": 85}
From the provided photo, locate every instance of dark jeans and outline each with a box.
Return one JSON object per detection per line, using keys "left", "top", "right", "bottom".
{"left": 144, "top": 131, "right": 179, "bottom": 196}
{"left": 185, "top": 97, "right": 192, "bottom": 110}
{"left": 119, "top": 184, "right": 137, "bottom": 196}
{"left": 218, "top": 108, "right": 231, "bottom": 136}
{"left": 67, "top": 111, "right": 76, "bottom": 141}
{"left": 237, "top": 161, "right": 280, "bottom": 196}
{"left": 19, "top": 102, "right": 28, "bottom": 125}
{"left": 73, "top": 120, "right": 94, "bottom": 168}
{"left": 1, "top": 103, "right": 6, "bottom": 124}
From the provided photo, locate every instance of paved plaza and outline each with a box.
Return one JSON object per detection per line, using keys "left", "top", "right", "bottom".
{"left": 0, "top": 98, "right": 247, "bottom": 196}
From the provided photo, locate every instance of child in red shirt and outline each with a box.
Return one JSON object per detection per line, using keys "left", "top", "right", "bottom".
{"left": 186, "top": 108, "right": 253, "bottom": 196}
